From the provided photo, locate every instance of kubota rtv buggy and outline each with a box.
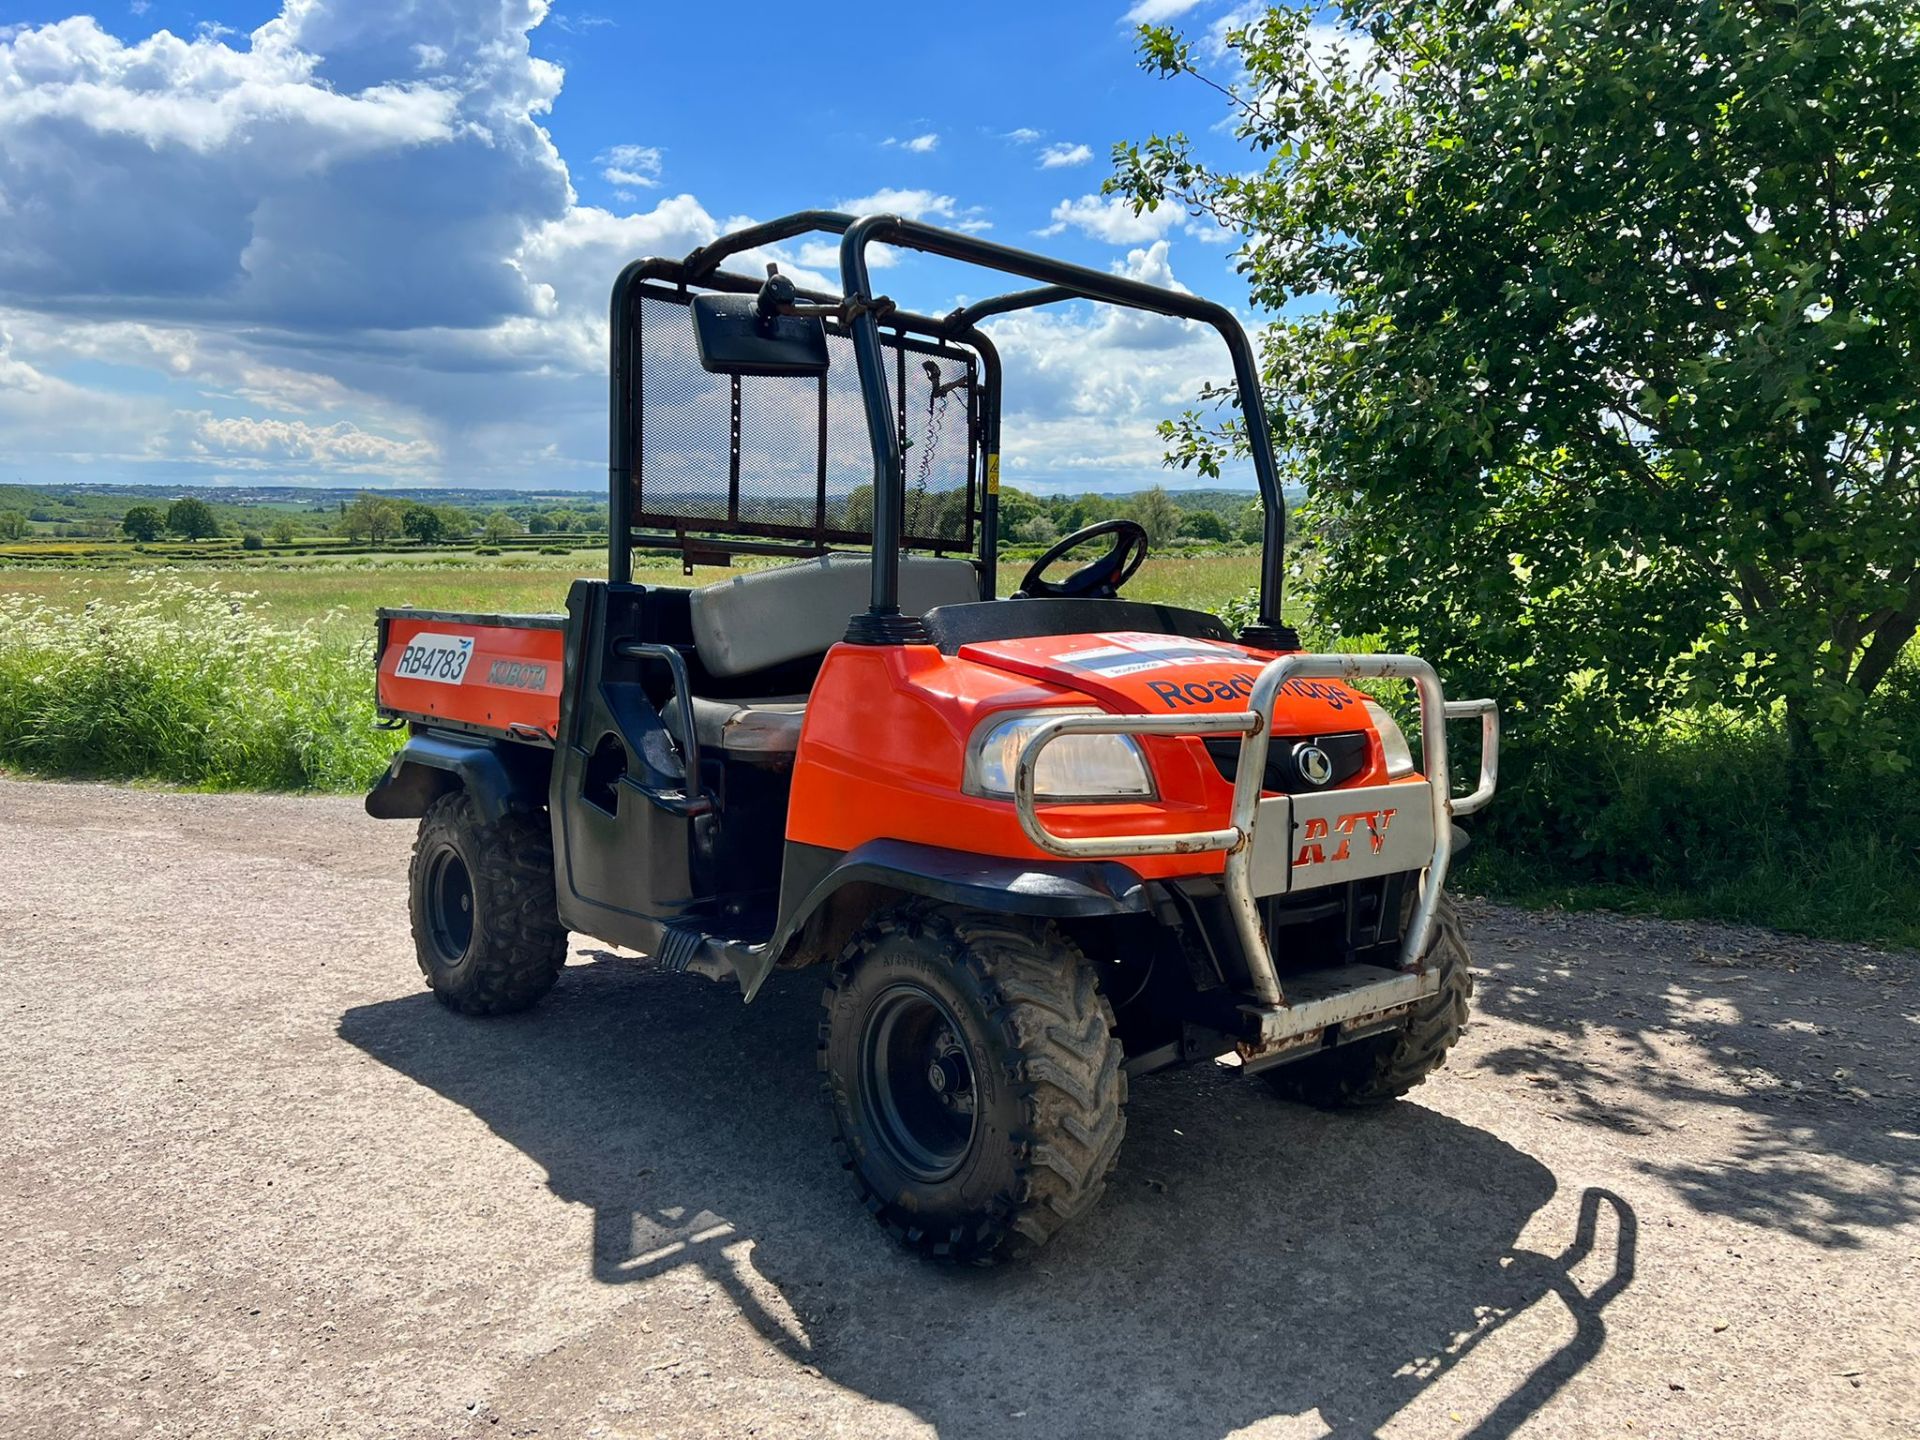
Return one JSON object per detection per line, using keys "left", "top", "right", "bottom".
{"left": 365, "top": 211, "right": 1501, "bottom": 1263}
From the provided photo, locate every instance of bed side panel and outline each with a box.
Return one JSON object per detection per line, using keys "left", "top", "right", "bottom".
{"left": 376, "top": 611, "right": 566, "bottom": 739}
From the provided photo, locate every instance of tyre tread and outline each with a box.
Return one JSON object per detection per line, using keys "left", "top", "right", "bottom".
{"left": 819, "top": 903, "right": 1126, "bottom": 1264}
{"left": 410, "top": 791, "right": 566, "bottom": 1016}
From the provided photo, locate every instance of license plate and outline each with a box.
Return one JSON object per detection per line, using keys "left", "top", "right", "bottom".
{"left": 1246, "top": 779, "right": 1436, "bottom": 896}
{"left": 394, "top": 632, "right": 476, "bottom": 686}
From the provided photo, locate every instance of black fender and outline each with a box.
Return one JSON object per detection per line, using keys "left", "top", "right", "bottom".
{"left": 738, "top": 838, "right": 1151, "bottom": 999}
{"left": 364, "top": 731, "right": 550, "bottom": 825}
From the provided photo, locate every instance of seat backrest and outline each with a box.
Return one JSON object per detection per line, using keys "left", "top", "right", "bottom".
{"left": 689, "top": 552, "right": 980, "bottom": 678}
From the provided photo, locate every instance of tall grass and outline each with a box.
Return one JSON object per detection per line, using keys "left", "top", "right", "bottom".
{"left": 1466, "top": 688, "right": 1920, "bottom": 949}
{"left": 0, "top": 573, "right": 399, "bottom": 791}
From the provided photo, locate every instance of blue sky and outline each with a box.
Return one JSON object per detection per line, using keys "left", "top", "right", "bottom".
{"left": 0, "top": 0, "right": 1273, "bottom": 493}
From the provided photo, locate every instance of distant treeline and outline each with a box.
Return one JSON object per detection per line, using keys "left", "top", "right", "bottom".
{"left": 0, "top": 481, "right": 1298, "bottom": 551}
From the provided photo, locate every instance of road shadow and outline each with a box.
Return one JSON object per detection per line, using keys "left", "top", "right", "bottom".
{"left": 1463, "top": 911, "right": 1920, "bottom": 1248}
{"left": 340, "top": 954, "right": 1634, "bottom": 1440}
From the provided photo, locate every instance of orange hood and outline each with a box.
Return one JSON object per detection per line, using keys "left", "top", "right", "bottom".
{"left": 956, "top": 631, "right": 1368, "bottom": 733}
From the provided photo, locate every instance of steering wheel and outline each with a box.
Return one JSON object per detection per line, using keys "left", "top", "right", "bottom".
{"left": 1015, "top": 518, "right": 1151, "bottom": 600}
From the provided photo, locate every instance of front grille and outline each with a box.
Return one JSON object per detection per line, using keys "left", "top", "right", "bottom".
{"left": 1203, "top": 730, "right": 1371, "bottom": 794}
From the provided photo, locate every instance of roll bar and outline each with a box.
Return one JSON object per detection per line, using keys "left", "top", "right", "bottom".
{"left": 606, "top": 248, "right": 1003, "bottom": 594}
{"left": 608, "top": 210, "right": 1287, "bottom": 640}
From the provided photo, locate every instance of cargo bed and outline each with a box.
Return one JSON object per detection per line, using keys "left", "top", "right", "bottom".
{"left": 375, "top": 608, "right": 566, "bottom": 742}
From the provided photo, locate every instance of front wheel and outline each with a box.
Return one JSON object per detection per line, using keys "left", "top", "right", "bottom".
{"left": 819, "top": 904, "right": 1126, "bottom": 1264}
{"left": 1260, "top": 891, "right": 1474, "bottom": 1107}
{"left": 409, "top": 791, "right": 567, "bottom": 1015}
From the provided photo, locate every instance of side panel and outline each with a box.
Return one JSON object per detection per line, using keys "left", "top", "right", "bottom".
{"left": 377, "top": 611, "right": 565, "bottom": 738}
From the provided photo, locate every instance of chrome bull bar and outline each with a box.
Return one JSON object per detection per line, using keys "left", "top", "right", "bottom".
{"left": 1012, "top": 654, "right": 1499, "bottom": 1010}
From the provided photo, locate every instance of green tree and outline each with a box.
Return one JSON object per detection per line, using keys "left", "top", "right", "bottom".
{"left": 481, "top": 511, "right": 519, "bottom": 545}
{"left": 840, "top": 485, "right": 875, "bottom": 533}
{"left": 0, "top": 510, "right": 26, "bottom": 541}
{"left": 165, "top": 497, "right": 219, "bottom": 540}
{"left": 1118, "top": 0, "right": 1920, "bottom": 765}
{"left": 1014, "top": 514, "right": 1060, "bottom": 546}
{"left": 1125, "top": 485, "right": 1184, "bottom": 547}
{"left": 268, "top": 517, "right": 298, "bottom": 546}
{"left": 995, "top": 486, "right": 1044, "bottom": 537}
{"left": 241, "top": 530, "right": 265, "bottom": 551}
{"left": 1057, "top": 494, "right": 1118, "bottom": 531}
{"left": 341, "top": 492, "right": 402, "bottom": 545}
{"left": 1181, "top": 510, "right": 1228, "bottom": 543}
{"left": 400, "top": 503, "right": 446, "bottom": 545}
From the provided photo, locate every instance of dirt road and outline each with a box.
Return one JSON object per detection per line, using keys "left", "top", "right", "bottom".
{"left": 1, "top": 779, "right": 1914, "bottom": 1439}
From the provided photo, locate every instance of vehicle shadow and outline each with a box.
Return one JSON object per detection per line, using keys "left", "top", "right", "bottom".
{"left": 339, "top": 953, "right": 1635, "bottom": 1440}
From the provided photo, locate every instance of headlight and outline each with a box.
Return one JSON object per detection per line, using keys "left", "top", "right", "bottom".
{"left": 1363, "top": 699, "right": 1416, "bottom": 778}
{"left": 965, "top": 708, "right": 1155, "bottom": 801}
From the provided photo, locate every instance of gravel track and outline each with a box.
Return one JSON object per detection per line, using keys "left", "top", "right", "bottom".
{"left": 1, "top": 779, "right": 1915, "bottom": 1439}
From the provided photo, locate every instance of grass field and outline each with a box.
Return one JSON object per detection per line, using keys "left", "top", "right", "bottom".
{"left": 0, "top": 549, "right": 1267, "bottom": 631}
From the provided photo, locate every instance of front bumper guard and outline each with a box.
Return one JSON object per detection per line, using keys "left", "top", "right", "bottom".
{"left": 1012, "top": 654, "right": 1499, "bottom": 1021}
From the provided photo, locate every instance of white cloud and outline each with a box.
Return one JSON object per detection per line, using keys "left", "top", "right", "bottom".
{"left": 975, "top": 242, "right": 1257, "bottom": 491}
{"left": 598, "top": 143, "right": 662, "bottom": 189}
{"left": 0, "top": 4, "right": 594, "bottom": 483}
{"left": 549, "top": 11, "right": 615, "bottom": 33}
{"left": 0, "top": 11, "right": 563, "bottom": 334}
{"left": 1040, "top": 194, "right": 1184, "bottom": 244}
{"left": 883, "top": 132, "right": 939, "bottom": 153}
{"left": 1203, "top": 8, "right": 1380, "bottom": 82}
{"left": 171, "top": 412, "right": 437, "bottom": 472}
{"left": 795, "top": 239, "right": 897, "bottom": 272}
{"left": 0, "top": 3, "right": 1221, "bottom": 494}
{"left": 1123, "top": 0, "right": 1208, "bottom": 21}
{"left": 1039, "top": 142, "right": 1094, "bottom": 169}
{"left": 1305, "top": 19, "right": 1378, "bottom": 75}
{"left": 837, "top": 187, "right": 958, "bottom": 222}
{"left": 1004, "top": 127, "right": 1042, "bottom": 144}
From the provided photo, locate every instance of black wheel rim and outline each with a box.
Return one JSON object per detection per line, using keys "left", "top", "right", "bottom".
{"left": 424, "top": 845, "right": 474, "bottom": 964}
{"left": 858, "top": 984, "right": 979, "bottom": 1183}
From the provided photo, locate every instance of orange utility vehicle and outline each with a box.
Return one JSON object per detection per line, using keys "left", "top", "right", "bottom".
{"left": 367, "top": 212, "right": 1500, "bottom": 1262}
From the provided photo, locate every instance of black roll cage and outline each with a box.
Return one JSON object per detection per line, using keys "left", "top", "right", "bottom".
{"left": 608, "top": 209, "right": 1288, "bottom": 644}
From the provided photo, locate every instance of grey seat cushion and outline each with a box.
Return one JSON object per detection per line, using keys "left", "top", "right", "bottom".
{"left": 689, "top": 552, "right": 979, "bottom": 678}
{"left": 663, "top": 695, "right": 808, "bottom": 755}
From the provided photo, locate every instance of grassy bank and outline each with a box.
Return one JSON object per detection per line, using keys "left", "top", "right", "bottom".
{"left": 2, "top": 552, "right": 1910, "bottom": 951}
{"left": 0, "top": 574, "right": 399, "bottom": 791}
{"left": 1460, "top": 691, "right": 1920, "bottom": 950}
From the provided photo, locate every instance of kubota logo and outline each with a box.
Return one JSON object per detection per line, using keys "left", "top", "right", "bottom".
{"left": 1293, "top": 808, "right": 1398, "bottom": 869}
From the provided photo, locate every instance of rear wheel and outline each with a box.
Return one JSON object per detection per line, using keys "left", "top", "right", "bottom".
{"left": 409, "top": 791, "right": 566, "bottom": 1015}
{"left": 1260, "top": 891, "right": 1473, "bottom": 1107}
{"left": 819, "top": 903, "right": 1126, "bottom": 1264}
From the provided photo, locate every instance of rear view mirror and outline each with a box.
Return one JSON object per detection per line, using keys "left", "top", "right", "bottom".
{"left": 690, "top": 275, "right": 830, "bottom": 378}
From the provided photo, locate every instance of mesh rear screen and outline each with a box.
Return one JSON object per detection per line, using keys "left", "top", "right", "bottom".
{"left": 631, "top": 286, "right": 977, "bottom": 550}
